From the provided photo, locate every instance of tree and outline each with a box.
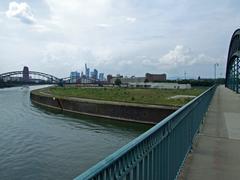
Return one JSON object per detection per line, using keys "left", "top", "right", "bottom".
{"left": 115, "top": 78, "right": 121, "bottom": 86}
{"left": 144, "top": 78, "right": 149, "bottom": 83}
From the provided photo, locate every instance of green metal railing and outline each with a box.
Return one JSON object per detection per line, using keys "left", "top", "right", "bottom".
{"left": 75, "top": 86, "right": 216, "bottom": 180}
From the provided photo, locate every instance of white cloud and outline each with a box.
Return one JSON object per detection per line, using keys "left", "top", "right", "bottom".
{"left": 6, "top": 2, "right": 36, "bottom": 24}
{"left": 96, "top": 23, "right": 112, "bottom": 28}
{"left": 0, "top": 0, "right": 232, "bottom": 78}
{"left": 46, "top": 0, "right": 111, "bottom": 16}
{"left": 31, "top": 24, "right": 51, "bottom": 32}
{"left": 125, "top": 17, "right": 136, "bottom": 23}
{"left": 40, "top": 42, "right": 99, "bottom": 75}
{"left": 159, "top": 45, "right": 216, "bottom": 68}
{"left": 159, "top": 45, "right": 194, "bottom": 66}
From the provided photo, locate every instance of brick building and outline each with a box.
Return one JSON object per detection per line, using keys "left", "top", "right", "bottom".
{"left": 145, "top": 73, "right": 166, "bottom": 82}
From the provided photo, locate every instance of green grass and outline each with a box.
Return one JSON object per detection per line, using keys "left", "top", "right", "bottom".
{"left": 47, "top": 87, "right": 207, "bottom": 107}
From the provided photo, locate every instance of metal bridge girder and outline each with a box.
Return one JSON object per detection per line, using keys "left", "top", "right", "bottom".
{"left": 0, "top": 70, "right": 60, "bottom": 83}
{"left": 226, "top": 29, "right": 240, "bottom": 93}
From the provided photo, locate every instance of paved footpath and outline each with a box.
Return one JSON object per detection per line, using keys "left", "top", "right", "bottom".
{"left": 181, "top": 85, "right": 240, "bottom": 180}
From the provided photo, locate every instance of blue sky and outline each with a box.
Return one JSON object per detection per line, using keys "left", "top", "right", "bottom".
{"left": 0, "top": 0, "right": 239, "bottom": 79}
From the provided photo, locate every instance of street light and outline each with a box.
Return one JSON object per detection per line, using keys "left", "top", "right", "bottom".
{"left": 214, "top": 63, "right": 219, "bottom": 80}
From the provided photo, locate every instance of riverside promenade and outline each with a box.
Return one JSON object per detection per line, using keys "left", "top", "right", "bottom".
{"left": 181, "top": 85, "right": 240, "bottom": 179}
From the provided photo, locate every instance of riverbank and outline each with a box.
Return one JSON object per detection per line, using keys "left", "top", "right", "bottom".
{"left": 31, "top": 87, "right": 186, "bottom": 124}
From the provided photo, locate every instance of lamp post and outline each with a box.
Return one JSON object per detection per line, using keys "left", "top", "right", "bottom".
{"left": 214, "top": 63, "right": 219, "bottom": 80}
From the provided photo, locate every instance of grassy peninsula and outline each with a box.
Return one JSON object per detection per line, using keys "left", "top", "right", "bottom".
{"left": 47, "top": 86, "right": 207, "bottom": 107}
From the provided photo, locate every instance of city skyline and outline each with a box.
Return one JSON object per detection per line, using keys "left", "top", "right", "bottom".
{"left": 70, "top": 63, "right": 105, "bottom": 83}
{"left": 0, "top": 0, "right": 238, "bottom": 78}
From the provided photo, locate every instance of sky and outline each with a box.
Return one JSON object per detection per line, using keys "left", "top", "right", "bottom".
{"left": 0, "top": 0, "right": 239, "bottom": 79}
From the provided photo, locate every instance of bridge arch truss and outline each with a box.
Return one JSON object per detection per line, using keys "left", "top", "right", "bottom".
{"left": 226, "top": 29, "right": 240, "bottom": 93}
{"left": 0, "top": 71, "right": 60, "bottom": 83}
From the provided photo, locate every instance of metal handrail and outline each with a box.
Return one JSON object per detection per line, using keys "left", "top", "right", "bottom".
{"left": 74, "top": 85, "right": 216, "bottom": 180}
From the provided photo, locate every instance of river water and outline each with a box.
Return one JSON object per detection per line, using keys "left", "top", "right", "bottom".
{"left": 0, "top": 86, "right": 150, "bottom": 180}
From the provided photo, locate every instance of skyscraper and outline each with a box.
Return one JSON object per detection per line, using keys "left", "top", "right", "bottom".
{"left": 85, "top": 64, "right": 90, "bottom": 79}
{"left": 91, "top": 69, "right": 98, "bottom": 80}
{"left": 70, "top": 71, "right": 80, "bottom": 83}
{"left": 99, "top": 73, "right": 104, "bottom": 81}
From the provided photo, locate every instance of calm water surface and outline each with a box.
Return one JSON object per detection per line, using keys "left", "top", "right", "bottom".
{"left": 0, "top": 86, "right": 150, "bottom": 180}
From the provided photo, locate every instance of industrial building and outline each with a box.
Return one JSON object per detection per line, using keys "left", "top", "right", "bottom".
{"left": 110, "top": 76, "right": 145, "bottom": 84}
{"left": 145, "top": 73, "right": 166, "bottom": 82}
{"left": 107, "top": 73, "right": 167, "bottom": 84}
{"left": 128, "top": 82, "right": 191, "bottom": 89}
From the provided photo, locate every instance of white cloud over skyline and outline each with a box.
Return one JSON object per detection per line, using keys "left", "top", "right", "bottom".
{"left": 6, "top": 2, "right": 36, "bottom": 24}
{"left": 0, "top": 0, "right": 237, "bottom": 79}
{"left": 159, "top": 45, "right": 215, "bottom": 68}
{"left": 125, "top": 17, "right": 136, "bottom": 23}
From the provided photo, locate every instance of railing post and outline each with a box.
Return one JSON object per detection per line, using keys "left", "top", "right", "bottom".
{"left": 237, "top": 58, "right": 239, "bottom": 93}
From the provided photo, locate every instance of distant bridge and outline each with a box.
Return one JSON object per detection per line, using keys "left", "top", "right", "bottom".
{"left": 0, "top": 67, "right": 61, "bottom": 84}
{"left": 0, "top": 67, "right": 100, "bottom": 85}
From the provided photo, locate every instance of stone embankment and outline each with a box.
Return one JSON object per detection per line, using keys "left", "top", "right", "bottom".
{"left": 30, "top": 89, "right": 178, "bottom": 124}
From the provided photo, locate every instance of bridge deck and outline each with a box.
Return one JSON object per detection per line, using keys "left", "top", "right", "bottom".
{"left": 181, "top": 85, "right": 240, "bottom": 180}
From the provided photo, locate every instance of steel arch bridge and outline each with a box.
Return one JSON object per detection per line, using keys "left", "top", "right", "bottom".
{"left": 0, "top": 71, "right": 60, "bottom": 83}
{"left": 226, "top": 29, "right": 240, "bottom": 93}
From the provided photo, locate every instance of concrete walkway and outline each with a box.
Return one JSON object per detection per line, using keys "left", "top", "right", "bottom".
{"left": 181, "top": 85, "right": 240, "bottom": 180}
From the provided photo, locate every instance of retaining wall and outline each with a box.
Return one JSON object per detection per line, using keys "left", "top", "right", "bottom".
{"left": 30, "top": 90, "right": 178, "bottom": 124}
